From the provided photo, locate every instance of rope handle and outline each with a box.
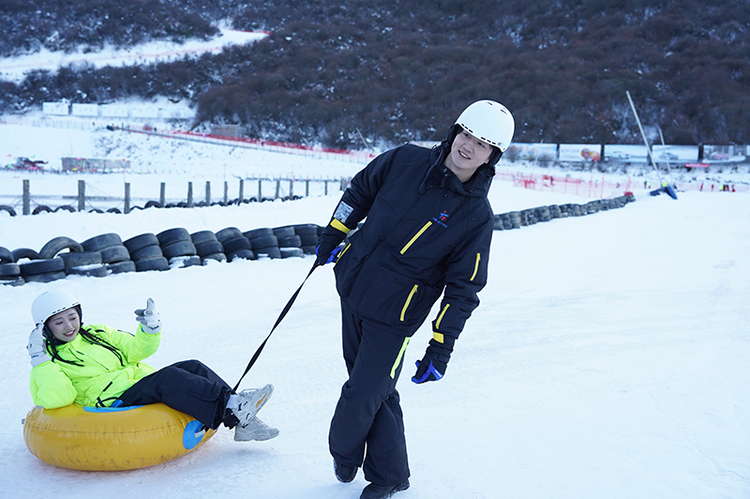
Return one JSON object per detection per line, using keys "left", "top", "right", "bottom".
{"left": 233, "top": 260, "right": 320, "bottom": 391}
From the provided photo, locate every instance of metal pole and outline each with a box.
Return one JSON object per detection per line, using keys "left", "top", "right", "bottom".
{"left": 187, "top": 182, "right": 194, "bottom": 207}
{"left": 124, "top": 183, "right": 131, "bottom": 214}
{"left": 23, "top": 179, "right": 30, "bottom": 215}
{"left": 205, "top": 181, "right": 211, "bottom": 205}
{"left": 625, "top": 90, "right": 664, "bottom": 186}
{"left": 160, "top": 182, "right": 166, "bottom": 207}
{"left": 77, "top": 180, "right": 85, "bottom": 212}
{"left": 239, "top": 179, "right": 244, "bottom": 203}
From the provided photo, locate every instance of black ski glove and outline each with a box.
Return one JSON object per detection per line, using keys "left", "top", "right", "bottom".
{"left": 315, "top": 229, "right": 345, "bottom": 266}
{"left": 315, "top": 241, "right": 342, "bottom": 266}
{"left": 412, "top": 339, "right": 453, "bottom": 384}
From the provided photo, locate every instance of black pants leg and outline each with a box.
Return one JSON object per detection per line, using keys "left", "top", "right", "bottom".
{"left": 329, "top": 299, "right": 411, "bottom": 486}
{"left": 117, "top": 359, "right": 234, "bottom": 430}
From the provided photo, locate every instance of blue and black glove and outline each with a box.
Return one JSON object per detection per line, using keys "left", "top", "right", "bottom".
{"left": 412, "top": 339, "right": 453, "bottom": 384}
{"left": 315, "top": 227, "right": 346, "bottom": 267}
{"left": 315, "top": 242, "right": 342, "bottom": 266}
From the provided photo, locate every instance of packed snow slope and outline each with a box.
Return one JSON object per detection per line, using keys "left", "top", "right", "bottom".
{"left": 0, "top": 122, "right": 748, "bottom": 499}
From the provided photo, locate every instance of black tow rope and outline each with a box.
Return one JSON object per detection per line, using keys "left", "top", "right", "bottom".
{"left": 232, "top": 261, "right": 320, "bottom": 391}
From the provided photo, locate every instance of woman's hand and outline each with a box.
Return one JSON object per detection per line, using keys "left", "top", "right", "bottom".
{"left": 27, "top": 325, "right": 51, "bottom": 367}
{"left": 134, "top": 298, "right": 161, "bottom": 334}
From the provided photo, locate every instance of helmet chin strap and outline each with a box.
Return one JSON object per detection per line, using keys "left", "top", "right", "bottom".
{"left": 43, "top": 305, "right": 84, "bottom": 346}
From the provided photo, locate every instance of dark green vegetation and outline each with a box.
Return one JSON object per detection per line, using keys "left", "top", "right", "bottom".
{"left": 1, "top": 0, "right": 749, "bottom": 148}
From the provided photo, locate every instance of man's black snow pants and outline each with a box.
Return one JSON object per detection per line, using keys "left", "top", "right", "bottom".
{"left": 329, "top": 299, "right": 412, "bottom": 487}
{"left": 116, "top": 359, "right": 234, "bottom": 430}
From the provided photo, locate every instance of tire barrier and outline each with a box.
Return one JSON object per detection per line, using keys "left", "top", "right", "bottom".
{"left": 1, "top": 195, "right": 635, "bottom": 287}
{"left": 0, "top": 223, "right": 326, "bottom": 286}
{"left": 492, "top": 194, "right": 635, "bottom": 232}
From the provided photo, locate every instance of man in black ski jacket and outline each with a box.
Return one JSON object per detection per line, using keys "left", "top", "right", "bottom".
{"left": 316, "top": 100, "right": 515, "bottom": 499}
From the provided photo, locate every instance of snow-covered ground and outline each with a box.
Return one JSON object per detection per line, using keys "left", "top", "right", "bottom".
{"left": 0, "top": 27, "right": 268, "bottom": 82}
{"left": 1, "top": 29, "right": 749, "bottom": 498}
{"left": 0, "top": 120, "right": 748, "bottom": 499}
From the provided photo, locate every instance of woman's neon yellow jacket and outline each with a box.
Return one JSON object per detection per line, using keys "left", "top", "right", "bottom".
{"left": 29, "top": 323, "right": 160, "bottom": 409}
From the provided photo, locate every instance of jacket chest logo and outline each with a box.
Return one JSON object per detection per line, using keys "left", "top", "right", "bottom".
{"left": 432, "top": 210, "right": 450, "bottom": 228}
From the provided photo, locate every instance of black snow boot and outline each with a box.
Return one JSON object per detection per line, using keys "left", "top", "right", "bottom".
{"left": 360, "top": 479, "right": 410, "bottom": 499}
{"left": 334, "top": 460, "right": 357, "bottom": 483}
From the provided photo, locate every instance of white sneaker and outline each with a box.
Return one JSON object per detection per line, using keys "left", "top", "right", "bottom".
{"left": 233, "top": 384, "right": 273, "bottom": 427}
{"left": 235, "top": 416, "right": 280, "bottom": 442}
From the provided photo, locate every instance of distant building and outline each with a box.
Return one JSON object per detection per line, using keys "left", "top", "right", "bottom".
{"left": 62, "top": 157, "right": 130, "bottom": 172}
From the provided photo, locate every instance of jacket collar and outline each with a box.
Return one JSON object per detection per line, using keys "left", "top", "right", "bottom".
{"left": 421, "top": 142, "right": 493, "bottom": 198}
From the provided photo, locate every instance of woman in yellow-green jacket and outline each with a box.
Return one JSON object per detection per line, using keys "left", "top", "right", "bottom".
{"left": 26, "top": 289, "right": 277, "bottom": 442}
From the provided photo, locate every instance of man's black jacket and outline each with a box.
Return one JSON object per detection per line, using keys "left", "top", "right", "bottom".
{"left": 321, "top": 141, "right": 495, "bottom": 344}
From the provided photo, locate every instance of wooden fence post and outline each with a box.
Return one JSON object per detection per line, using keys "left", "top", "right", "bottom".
{"left": 160, "top": 182, "right": 166, "bottom": 207}
{"left": 23, "top": 179, "right": 30, "bottom": 215}
{"left": 187, "top": 182, "right": 194, "bottom": 207}
{"left": 77, "top": 180, "right": 86, "bottom": 212}
{"left": 275, "top": 180, "right": 281, "bottom": 199}
{"left": 124, "top": 183, "right": 131, "bottom": 214}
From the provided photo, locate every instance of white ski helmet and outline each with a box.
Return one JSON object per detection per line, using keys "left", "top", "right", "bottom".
{"left": 455, "top": 100, "right": 515, "bottom": 153}
{"left": 31, "top": 289, "right": 80, "bottom": 325}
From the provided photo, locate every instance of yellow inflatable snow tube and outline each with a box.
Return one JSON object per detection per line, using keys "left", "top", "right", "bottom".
{"left": 23, "top": 403, "right": 216, "bottom": 471}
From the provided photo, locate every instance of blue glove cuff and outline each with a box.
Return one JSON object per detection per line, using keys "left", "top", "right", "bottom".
{"left": 411, "top": 360, "right": 444, "bottom": 384}
{"left": 317, "top": 244, "right": 342, "bottom": 264}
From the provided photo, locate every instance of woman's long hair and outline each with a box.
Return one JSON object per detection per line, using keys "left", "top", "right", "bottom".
{"left": 45, "top": 306, "right": 125, "bottom": 367}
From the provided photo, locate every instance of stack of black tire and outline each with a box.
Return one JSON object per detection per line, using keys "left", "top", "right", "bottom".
{"left": 273, "top": 226, "right": 304, "bottom": 259}
{"left": 14, "top": 247, "right": 67, "bottom": 283}
{"left": 191, "top": 230, "right": 226, "bottom": 264}
{"left": 491, "top": 195, "right": 636, "bottom": 233}
{"left": 216, "top": 227, "right": 254, "bottom": 262}
{"left": 82, "top": 233, "right": 135, "bottom": 275}
{"left": 0, "top": 246, "right": 23, "bottom": 286}
{"left": 41, "top": 236, "right": 108, "bottom": 278}
{"left": 292, "top": 224, "right": 320, "bottom": 255}
{"left": 123, "top": 233, "right": 169, "bottom": 272}
{"left": 157, "top": 228, "right": 200, "bottom": 268}
{"left": 245, "top": 228, "right": 281, "bottom": 259}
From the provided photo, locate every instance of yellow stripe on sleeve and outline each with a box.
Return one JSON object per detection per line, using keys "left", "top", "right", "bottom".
{"left": 330, "top": 219, "right": 351, "bottom": 234}
{"left": 435, "top": 303, "right": 450, "bottom": 330}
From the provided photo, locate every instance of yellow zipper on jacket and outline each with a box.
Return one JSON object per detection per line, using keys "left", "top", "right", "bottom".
{"left": 470, "top": 252, "right": 481, "bottom": 281}
{"left": 400, "top": 221, "right": 432, "bottom": 254}
{"left": 400, "top": 284, "right": 419, "bottom": 321}
{"left": 335, "top": 242, "right": 351, "bottom": 262}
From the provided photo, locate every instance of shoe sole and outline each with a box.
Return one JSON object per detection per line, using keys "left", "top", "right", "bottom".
{"left": 360, "top": 479, "right": 410, "bottom": 499}
{"left": 334, "top": 461, "right": 357, "bottom": 483}
{"left": 234, "top": 429, "right": 280, "bottom": 442}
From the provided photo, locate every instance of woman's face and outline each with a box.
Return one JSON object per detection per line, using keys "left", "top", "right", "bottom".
{"left": 444, "top": 129, "right": 493, "bottom": 182}
{"left": 46, "top": 308, "right": 80, "bottom": 343}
